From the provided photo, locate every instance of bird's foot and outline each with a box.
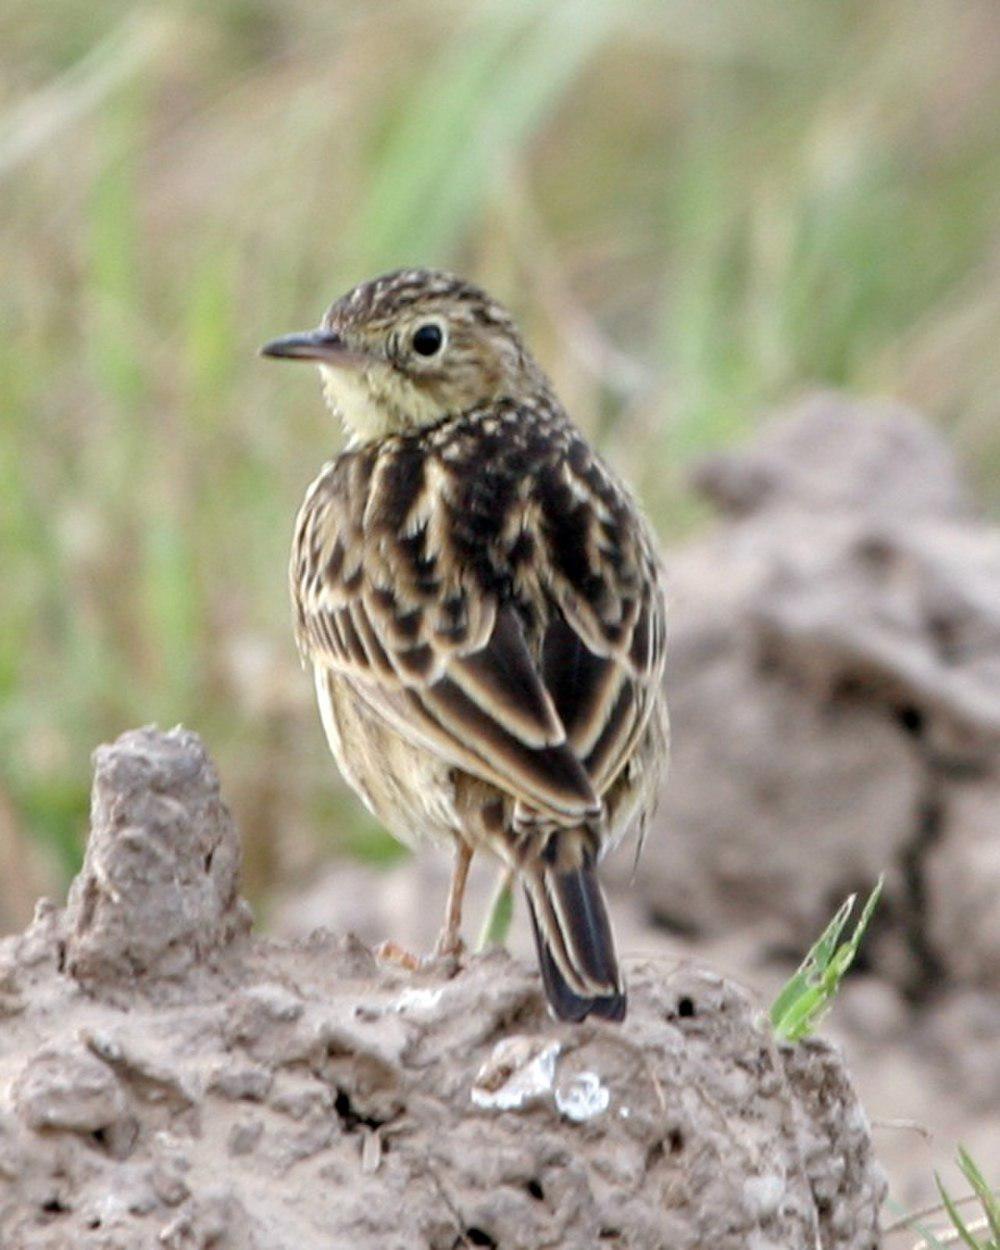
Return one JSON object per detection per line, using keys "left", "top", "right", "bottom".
{"left": 431, "top": 931, "right": 466, "bottom": 962}
{"left": 374, "top": 937, "right": 465, "bottom": 977}
{"left": 374, "top": 939, "right": 422, "bottom": 972}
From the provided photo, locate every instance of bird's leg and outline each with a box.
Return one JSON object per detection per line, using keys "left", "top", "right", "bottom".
{"left": 478, "top": 866, "right": 515, "bottom": 950}
{"left": 433, "top": 839, "right": 473, "bottom": 958}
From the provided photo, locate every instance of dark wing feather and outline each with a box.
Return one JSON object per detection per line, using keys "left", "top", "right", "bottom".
{"left": 292, "top": 415, "right": 665, "bottom": 825}
{"left": 533, "top": 444, "right": 666, "bottom": 798}
{"left": 292, "top": 448, "right": 599, "bottom": 822}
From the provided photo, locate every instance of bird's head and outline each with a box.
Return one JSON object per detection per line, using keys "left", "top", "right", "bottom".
{"left": 260, "top": 269, "right": 546, "bottom": 441}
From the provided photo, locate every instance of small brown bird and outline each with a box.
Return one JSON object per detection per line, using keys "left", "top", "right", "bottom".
{"left": 262, "top": 269, "right": 667, "bottom": 1021}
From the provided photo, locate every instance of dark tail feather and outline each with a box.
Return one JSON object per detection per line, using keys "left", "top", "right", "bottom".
{"left": 523, "top": 864, "right": 627, "bottom": 1023}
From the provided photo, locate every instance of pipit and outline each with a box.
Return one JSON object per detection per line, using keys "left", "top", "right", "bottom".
{"left": 262, "top": 269, "right": 667, "bottom": 1022}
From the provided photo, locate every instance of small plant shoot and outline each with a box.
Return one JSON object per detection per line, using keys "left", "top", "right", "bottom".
{"left": 929, "top": 1148, "right": 1000, "bottom": 1250}
{"left": 770, "top": 876, "right": 884, "bottom": 1043}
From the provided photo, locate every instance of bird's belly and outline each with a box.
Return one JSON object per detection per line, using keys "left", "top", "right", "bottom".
{"left": 313, "top": 666, "right": 460, "bottom": 851}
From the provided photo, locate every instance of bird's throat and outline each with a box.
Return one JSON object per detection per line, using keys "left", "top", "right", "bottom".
{"left": 319, "top": 363, "right": 445, "bottom": 441}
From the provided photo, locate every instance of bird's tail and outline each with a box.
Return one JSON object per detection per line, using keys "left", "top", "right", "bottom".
{"left": 522, "top": 850, "right": 626, "bottom": 1023}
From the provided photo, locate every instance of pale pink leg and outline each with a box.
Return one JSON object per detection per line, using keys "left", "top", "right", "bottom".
{"left": 434, "top": 839, "right": 473, "bottom": 958}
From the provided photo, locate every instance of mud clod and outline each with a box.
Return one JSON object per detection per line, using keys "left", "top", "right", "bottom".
{"left": 0, "top": 726, "right": 885, "bottom": 1249}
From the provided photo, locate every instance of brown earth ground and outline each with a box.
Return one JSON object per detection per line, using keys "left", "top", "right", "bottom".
{"left": 0, "top": 726, "right": 883, "bottom": 1249}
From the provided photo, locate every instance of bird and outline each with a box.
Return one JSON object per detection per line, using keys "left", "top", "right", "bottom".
{"left": 261, "top": 269, "right": 667, "bottom": 1022}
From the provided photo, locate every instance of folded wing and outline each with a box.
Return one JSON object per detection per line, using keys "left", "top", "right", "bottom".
{"left": 292, "top": 431, "right": 665, "bottom": 825}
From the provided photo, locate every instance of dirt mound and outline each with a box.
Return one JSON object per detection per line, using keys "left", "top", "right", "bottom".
{"left": 636, "top": 392, "right": 1000, "bottom": 998}
{"left": 0, "top": 727, "right": 884, "bottom": 1249}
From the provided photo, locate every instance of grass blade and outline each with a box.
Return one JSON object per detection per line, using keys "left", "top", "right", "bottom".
{"left": 349, "top": 0, "right": 617, "bottom": 271}
{"left": 770, "top": 875, "right": 883, "bottom": 1042}
{"left": 957, "top": 1148, "right": 1000, "bottom": 1244}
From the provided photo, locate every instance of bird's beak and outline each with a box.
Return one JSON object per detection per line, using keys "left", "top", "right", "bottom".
{"left": 259, "top": 329, "right": 366, "bottom": 367}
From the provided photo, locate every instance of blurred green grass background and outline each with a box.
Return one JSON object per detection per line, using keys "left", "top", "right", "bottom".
{"left": 2, "top": 0, "right": 999, "bottom": 928}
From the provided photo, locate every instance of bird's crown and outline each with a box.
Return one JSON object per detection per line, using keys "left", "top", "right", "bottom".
{"left": 322, "top": 268, "right": 513, "bottom": 335}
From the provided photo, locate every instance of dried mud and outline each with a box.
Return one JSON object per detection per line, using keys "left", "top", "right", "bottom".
{"left": 0, "top": 728, "right": 884, "bottom": 1249}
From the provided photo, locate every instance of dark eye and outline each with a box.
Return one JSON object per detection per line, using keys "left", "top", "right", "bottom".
{"left": 412, "top": 322, "right": 443, "bottom": 357}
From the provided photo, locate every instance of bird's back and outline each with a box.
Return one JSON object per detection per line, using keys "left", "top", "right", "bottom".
{"left": 292, "top": 395, "right": 665, "bottom": 818}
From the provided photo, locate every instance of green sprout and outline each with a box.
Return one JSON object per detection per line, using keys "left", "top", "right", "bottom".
{"left": 770, "top": 876, "right": 884, "bottom": 1042}
{"left": 886, "top": 1148, "right": 1000, "bottom": 1247}
{"left": 928, "top": 1149, "right": 1000, "bottom": 1249}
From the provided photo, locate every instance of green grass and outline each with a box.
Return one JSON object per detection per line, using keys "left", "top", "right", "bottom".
{"left": 770, "top": 877, "right": 883, "bottom": 1042}
{"left": 892, "top": 1149, "right": 1000, "bottom": 1249}
{"left": 2, "top": 0, "right": 999, "bottom": 911}
{"left": 933, "top": 1150, "right": 1000, "bottom": 1250}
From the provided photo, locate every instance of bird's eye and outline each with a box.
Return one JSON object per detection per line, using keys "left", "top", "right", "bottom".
{"left": 411, "top": 322, "right": 444, "bottom": 357}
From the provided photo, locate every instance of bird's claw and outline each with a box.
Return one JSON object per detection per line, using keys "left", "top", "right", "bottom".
{"left": 374, "top": 939, "right": 422, "bottom": 972}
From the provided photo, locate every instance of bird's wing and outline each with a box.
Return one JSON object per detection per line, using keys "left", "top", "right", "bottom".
{"left": 291, "top": 448, "right": 600, "bottom": 823}
{"left": 532, "top": 444, "right": 667, "bottom": 799}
